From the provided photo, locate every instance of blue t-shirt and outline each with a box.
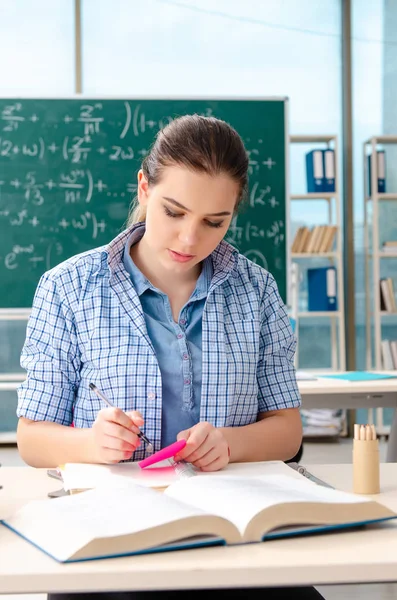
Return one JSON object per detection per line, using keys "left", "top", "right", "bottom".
{"left": 123, "top": 231, "right": 213, "bottom": 447}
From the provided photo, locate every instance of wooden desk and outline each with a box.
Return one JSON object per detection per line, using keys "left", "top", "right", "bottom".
{"left": 298, "top": 374, "right": 397, "bottom": 461}
{"left": 1, "top": 464, "right": 397, "bottom": 594}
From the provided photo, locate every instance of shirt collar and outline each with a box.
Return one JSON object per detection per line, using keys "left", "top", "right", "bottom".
{"left": 122, "top": 227, "right": 151, "bottom": 296}
{"left": 104, "top": 221, "right": 239, "bottom": 284}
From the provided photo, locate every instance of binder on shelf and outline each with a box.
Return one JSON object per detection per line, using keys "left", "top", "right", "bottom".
{"left": 368, "top": 150, "right": 386, "bottom": 195}
{"left": 323, "top": 149, "right": 335, "bottom": 192}
{"left": 307, "top": 266, "right": 338, "bottom": 312}
{"left": 306, "top": 150, "right": 324, "bottom": 193}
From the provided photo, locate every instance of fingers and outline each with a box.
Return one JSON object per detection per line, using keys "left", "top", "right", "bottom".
{"left": 175, "top": 423, "right": 230, "bottom": 472}
{"left": 101, "top": 420, "right": 140, "bottom": 450}
{"left": 176, "top": 423, "right": 210, "bottom": 461}
{"left": 125, "top": 410, "right": 144, "bottom": 428}
{"left": 99, "top": 446, "right": 137, "bottom": 464}
{"left": 200, "top": 456, "right": 229, "bottom": 472}
{"left": 93, "top": 408, "right": 144, "bottom": 464}
{"left": 100, "top": 407, "right": 142, "bottom": 434}
{"left": 180, "top": 435, "right": 213, "bottom": 463}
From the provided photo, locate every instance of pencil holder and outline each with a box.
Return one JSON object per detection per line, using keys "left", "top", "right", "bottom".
{"left": 352, "top": 439, "right": 380, "bottom": 494}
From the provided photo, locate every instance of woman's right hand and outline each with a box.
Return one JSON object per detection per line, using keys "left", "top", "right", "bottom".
{"left": 91, "top": 408, "right": 144, "bottom": 464}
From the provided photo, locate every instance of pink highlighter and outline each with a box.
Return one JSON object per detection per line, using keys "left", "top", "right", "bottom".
{"left": 138, "top": 439, "right": 187, "bottom": 469}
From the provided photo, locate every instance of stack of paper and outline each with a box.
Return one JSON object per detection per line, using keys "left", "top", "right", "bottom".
{"left": 301, "top": 409, "right": 344, "bottom": 437}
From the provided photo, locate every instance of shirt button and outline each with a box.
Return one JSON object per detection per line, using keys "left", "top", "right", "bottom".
{"left": 184, "top": 379, "right": 191, "bottom": 385}
{"left": 179, "top": 318, "right": 186, "bottom": 325}
{"left": 148, "top": 392, "right": 155, "bottom": 400}
{"left": 177, "top": 333, "right": 183, "bottom": 339}
{"left": 183, "top": 353, "right": 189, "bottom": 360}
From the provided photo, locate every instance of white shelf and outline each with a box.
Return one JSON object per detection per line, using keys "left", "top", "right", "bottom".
{"left": 0, "top": 374, "right": 25, "bottom": 382}
{"left": 290, "top": 134, "right": 336, "bottom": 143}
{"left": 290, "top": 193, "right": 335, "bottom": 200}
{"left": 298, "top": 311, "right": 341, "bottom": 318}
{"left": 364, "top": 135, "right": 397, "bottom": 437}
{"left": 0, "top": 382, "right": 20, "bottom": 391}
{"left": 366, "top": 194, "right": 397, "bottom": 201}
{"left": 289, "top": 134, "right": 345, "bottom": 380}
{"left": 365, "top": 135, "right": 397, "bottom": 371}
{"left": 0, "top": 431, "right": 17, "bottom": 444}
{"left": 365, "top": 135, "right": 397, "bottom": 144}
{"left": 291, "top": 252, "right": 337, "bottom": 259}
{"left": 0, "top": 309, "right": 31, "bottom": 320}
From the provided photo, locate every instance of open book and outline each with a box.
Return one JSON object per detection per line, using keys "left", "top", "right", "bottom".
{"left": 59, "top": 459, "right": 306, "bottom": 491}
{"left": 2, "top": 472, "right": 396, "bottom": 562}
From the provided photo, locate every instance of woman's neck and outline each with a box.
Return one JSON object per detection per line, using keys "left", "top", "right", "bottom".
{"left": 129, "top": 237, "right": 201, "bottom": 294}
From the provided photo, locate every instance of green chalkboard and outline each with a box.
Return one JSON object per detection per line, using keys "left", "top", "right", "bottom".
{"left": 0, "top": 98, "right": 287, "bottom": 308}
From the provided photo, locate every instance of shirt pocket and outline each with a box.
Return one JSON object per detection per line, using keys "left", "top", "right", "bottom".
{"left": 223, "top": 319, "right": 259, "bottom": 425}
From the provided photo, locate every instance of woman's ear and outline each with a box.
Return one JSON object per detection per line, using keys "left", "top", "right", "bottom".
{"left": 137, "top": 170, "right": 150, "bottom": 206}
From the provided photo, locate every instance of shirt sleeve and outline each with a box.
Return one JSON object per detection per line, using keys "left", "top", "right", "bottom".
{"left": 256, "top": 273, "right": 301, "bottom": 412}
{"left": 17, "top": 272, "right": 81, "bottom": 425}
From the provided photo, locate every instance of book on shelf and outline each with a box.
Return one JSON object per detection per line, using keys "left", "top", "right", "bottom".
{"left": 320, "top": 225, "right": 337, "bottom": 253}
{"left": 380, "top": 278, "right": 396, "bottom": 313}
{"left": 368, "top": 150, "right": 386, "bottom": 195}
{"left": 381, "top": 340, "right": 397, "bottom": 369}
{"left": 291, "top": 226, "right": 306, "bottom": 252}
{"left": 382, "top": 241, "right": 397, "bottom": 253}
{"left": 306, "top": 225, "right": 322, "bottom": 253}
{"left": 391, "top": 341, "right": 397, "bottom": 369}
{"left": 291, "top": 225, "right": 337, "bottom": 254}
{"left": 2, "top": 462, "right": 397, "bottom": 563}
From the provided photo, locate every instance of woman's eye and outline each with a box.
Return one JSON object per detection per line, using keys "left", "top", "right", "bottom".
{"left": 205, "top": 220, "right": 223, "bottom": 229}
{"left": 164, "top": 206, "right": 182, "bottom": 218}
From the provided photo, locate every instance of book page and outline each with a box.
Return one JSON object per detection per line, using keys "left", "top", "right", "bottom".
{"left": 61, "top": 461, "right": 180, "bottom": 491}
{"left": 61, "top": 460, "right": 300, "bottom": 491}
{"left": 165, "top": 474, "right": 369, "bottom": 536}
{"left": 3, "top": 482, "right": 214, "bottom": 561}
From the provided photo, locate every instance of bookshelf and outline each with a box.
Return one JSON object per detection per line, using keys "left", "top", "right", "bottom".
{"left": 364, "top": 136, "right": 397, "bottom": 434}
{"left": 289, "top": 135, "right": 346, "bottom": 372}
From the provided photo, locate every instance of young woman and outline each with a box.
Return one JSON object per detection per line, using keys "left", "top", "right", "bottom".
{"left": 16, "top": 114, "right": 322, "bottom": 599}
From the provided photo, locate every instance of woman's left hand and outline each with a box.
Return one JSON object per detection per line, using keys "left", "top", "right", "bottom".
{"left": 176, "top": 422, "right": 230, "bottom": 472}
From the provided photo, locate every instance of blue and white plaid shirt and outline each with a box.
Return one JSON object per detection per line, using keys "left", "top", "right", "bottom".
{"left": 17, "top": 223, "right": 301, "bottom": 459}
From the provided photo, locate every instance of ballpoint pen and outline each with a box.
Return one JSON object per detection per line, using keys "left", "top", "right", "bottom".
{"left": 89, "top": 382, "right": 153, "bottom": 452}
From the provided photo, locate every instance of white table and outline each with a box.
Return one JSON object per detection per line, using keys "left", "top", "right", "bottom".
{"left": 298, "top": 374, "right": 397, "bottom": 462}
{"left": 1, "top": 464, "right": 397, "bottom": 594}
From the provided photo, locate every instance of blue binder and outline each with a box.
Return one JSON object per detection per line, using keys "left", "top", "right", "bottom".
{"left": 307, "top": 266, "right": 337, "bottom": 312}
{"left": 323, "top": 149, "right": 335, "bottom": 192}
{"left": 368, "top": 150, "right": 386, "bottom": 195}
{"left": 306, "top": 150, "right": 324, "bottom": 193}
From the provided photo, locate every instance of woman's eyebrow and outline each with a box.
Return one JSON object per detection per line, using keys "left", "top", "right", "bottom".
{"left": 162, "top": 196, "right": 232, "bottom": 217}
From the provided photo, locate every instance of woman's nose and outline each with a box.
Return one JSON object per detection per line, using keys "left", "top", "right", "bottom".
{"left": 178, "top": 222, "right": 199, "bottom": 246}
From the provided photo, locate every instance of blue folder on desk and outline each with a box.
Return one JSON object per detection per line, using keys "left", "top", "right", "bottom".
{"left": 320, "top": 372, "right": 397, "bottom": 382}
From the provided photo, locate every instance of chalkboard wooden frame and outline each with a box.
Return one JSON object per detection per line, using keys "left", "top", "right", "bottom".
{"left": 0, "top": 96, "right": 289, "bottom": 313}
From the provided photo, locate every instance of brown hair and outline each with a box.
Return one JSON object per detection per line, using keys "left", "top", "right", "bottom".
{"left": 127, "top": 114, "right": 249, "bottom": 225}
